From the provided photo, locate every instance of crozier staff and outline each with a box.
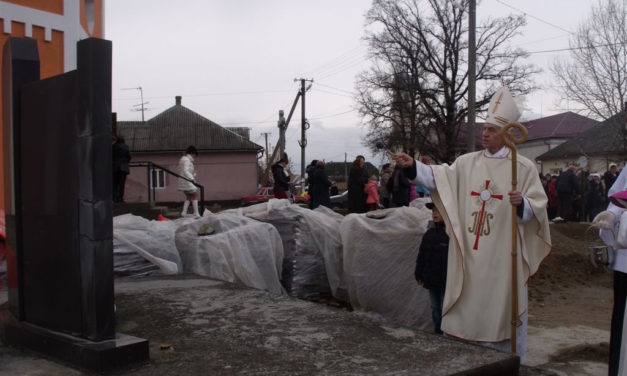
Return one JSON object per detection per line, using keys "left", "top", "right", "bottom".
{"left": 394, "top": 86, "right": 551, "bottom": 362}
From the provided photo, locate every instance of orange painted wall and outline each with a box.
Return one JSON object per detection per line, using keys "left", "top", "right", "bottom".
{"left": 3, "top": 0, "right": 63, "bottom": 15}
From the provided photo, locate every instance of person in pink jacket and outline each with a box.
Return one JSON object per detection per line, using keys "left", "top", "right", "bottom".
{"left": 365, "top": 175, "right": 380, "bottom": 211}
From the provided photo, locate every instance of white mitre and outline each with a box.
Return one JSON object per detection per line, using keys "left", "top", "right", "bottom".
{"left": 484, "top": 86, "right": 521, "bottom": 127}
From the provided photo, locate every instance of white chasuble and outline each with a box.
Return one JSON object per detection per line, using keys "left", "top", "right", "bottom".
{"left": 429, "top": 150, "right": 551, "bottom": 342}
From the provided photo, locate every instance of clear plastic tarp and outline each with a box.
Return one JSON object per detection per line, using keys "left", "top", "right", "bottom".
{"left": 341, "top": 206, "right": 433, "bottom": 330}
{"left": 113, "top": 214, "right": 185, "bottom": 276}
{"left": 112, "top": 200, "right": 435, "bottom": 330}
{"left": 174, "top": 213, "right": 285, "bottom": 295}
{"left": 226, "top": 199, "right": 345, "bottom": 300}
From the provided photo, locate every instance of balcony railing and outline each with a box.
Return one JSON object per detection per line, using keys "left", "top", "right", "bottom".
{"left": 129, "top": 161, "right": 205, "bottom": 216}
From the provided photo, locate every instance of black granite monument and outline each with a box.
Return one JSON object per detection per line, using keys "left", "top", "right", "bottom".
{"left": 0, "top": 37, "right": 148, "bottom": 371}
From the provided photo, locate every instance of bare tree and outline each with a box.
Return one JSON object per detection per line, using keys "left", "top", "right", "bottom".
{"left": 552, "top": 0, "right": 627, "bottom": 120}
{"left": 356, "top": 0, "right": 538, "bottom": 163}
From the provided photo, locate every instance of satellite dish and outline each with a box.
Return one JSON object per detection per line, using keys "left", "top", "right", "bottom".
{"left": 577, "top": 155, "right": 588, "bottom": 168}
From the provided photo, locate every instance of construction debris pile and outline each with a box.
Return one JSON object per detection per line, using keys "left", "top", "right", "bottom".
{"left": 113, "top": 199, "right": 434, "bottom": 330}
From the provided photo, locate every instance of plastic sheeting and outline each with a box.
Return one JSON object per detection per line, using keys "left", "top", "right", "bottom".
{"left": 113, "top": 214, "right": 185, "bottom": 276}
{"left": 112, "top": 200, "right": 436, "bottom": 331}
{"left": 174, "top": 213, "right": 285, "bottom": 295}
{"left": 341, "top": 206, "right": 434, "bottom": 330}
{"left": 409, "top": 197, "right": 433, "bottom": 210}
{"left": 230, "top": 199, "right": 345, "bottom": 300}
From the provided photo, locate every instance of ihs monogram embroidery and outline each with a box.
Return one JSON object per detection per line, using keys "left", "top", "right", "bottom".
{"left": 468, "top": 180, "right": 503, "bottom": 250}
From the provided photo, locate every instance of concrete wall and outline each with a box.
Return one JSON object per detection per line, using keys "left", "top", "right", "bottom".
{"left": 124, "top": 152, "right": 260, "bottom": 203}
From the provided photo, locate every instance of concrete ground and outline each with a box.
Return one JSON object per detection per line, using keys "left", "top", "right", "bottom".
{"left": 0, "top": 275, "right": 557, "bottom": 375}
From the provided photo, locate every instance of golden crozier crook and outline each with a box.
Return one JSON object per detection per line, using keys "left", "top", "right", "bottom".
{"left": 500, "top": 121, "right": 528, "bottom": 354}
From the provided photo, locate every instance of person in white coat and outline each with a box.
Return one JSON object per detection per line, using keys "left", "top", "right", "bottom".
{"left": 593, "top": 166, "right": 627, "bottom": 376}
{"left": 178, "top": 146, "right": 200, "bottom": 217}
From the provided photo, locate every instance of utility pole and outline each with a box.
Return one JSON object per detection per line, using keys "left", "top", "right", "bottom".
{"left": 261, "top": 132, "right": 271, "bottom": 186}
{"left": 271, "top": 91, "right": 302, "bottom": 167}
{"left": 344, "top": 152, "right": 348, "bottom": 184}
{"left": 277, "top": 110, "right": 286, "bottom": 159}
{"left": 296, "top": 78, "right": 313, "bottom": 191}
{"left": 122, "top": 86, "right": 148, "bottom": 122}
{"left": 261, "top": 132, "right": 271, "bottom": 168}
{"left": 467, "top": 0, "right": 476, "bottom": 151}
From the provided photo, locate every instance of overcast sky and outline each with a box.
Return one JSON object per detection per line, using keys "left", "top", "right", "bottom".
{"left": 105, "top": 0, "right": 597, "bottom": 169}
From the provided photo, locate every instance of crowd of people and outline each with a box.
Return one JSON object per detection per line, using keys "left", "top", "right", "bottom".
{"left": 542, "top": 161, "right": 621, "bottom": 223}
{"left": 344, "top": 156, "right": 431, "bottom": 214}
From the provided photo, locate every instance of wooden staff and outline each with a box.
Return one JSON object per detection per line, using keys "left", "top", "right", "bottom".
{"left": 501, "top": 122, "right": 528, "bottom": 354}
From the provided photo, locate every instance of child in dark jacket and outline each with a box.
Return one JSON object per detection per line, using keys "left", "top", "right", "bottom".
{"left": 415, "top": 202, "right": 449, "bottom": 334}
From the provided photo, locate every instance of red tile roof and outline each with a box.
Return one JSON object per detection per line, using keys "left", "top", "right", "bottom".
{"left": 522, "top": 112, "right": 599, "bottom": 140}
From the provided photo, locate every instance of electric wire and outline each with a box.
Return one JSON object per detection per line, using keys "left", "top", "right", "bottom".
{"left": 496, "top": 0, "right": 574, "bottom": 35}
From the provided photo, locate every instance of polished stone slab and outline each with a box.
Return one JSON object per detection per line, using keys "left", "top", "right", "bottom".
{"left": 0, "top": 303, "right": 148, "bottom": 372}
{"left": 0, "top": 36, "right": 148, "bottom": 372}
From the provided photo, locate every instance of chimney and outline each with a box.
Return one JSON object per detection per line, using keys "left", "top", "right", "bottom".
{"left": 175, "top": 96, "right": 182, "bottom": 105}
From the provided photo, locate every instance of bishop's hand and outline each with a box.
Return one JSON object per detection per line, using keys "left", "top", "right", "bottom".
{"left": 592, "top": 210, "right": 616, "bottom": 229}
{"left": 393, "top": 153, "right": 414, "bottom": 168}
{"left": 508, "top": 190, "right": 523, "bottom": 206}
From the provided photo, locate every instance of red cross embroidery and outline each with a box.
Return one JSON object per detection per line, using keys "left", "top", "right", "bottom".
{"left": 470, "top": 180, "right": 503, "bottom": 250}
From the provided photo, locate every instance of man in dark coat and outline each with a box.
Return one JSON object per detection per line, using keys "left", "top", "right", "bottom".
{"left": 586, "top": 173, "right": 605, "bottom": 221}
{"left": 387, "top": 165, "right": 411, "bottom": 207}
{"left": 347, "top": 155, "right": 368, "bottom": 213}
{"left": 306, "top": 160, "right": 318, "bottom": 209}
{"left": 605, "top": 163, "right": 619, "bottom": 195}
{"left": 112, "top": 136, "right": 131, "bottom": 203}
{"left": 556, "top": 161, "right": 581, "bottom": 221}
{"left": 311, "top": 161, "right": 331, "bottom": 209}
{"left": 272, "top": 155, "right": 290, "bottom": 199}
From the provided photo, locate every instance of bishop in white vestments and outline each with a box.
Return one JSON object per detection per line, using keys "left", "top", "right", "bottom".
{"left": 394, "top": 87, "right": 552, "bottom": 361}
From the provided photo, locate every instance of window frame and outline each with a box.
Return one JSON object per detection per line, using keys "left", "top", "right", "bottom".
{"left": 149, "top": 167, "right": 166, "bottom": 189}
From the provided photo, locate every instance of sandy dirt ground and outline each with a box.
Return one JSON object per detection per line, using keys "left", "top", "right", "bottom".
{"left": 526, "top": 222, "right": 614, "bottom": 375}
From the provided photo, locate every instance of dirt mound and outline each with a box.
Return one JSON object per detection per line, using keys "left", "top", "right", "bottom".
{"left": 550, "top": 342, "right": 609, "bottom": 363}
{"left": 529, "top": 222, "right": 612, "bottom": 302}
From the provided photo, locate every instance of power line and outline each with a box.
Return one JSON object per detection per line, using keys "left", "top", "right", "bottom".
{"left": 521, "top": 42, "right": 627, "bottom": 55}
{"left": 496, "top": 0, "right": 574, "bottom": 35}
{"left": 317, "top": 55, "right": 369, "bottom": 80}
{"left": 309, "top": 108, "right": 356, "bottom": 120}
{"left": 113, "top": 88, "right": 294, "bottom": 101}
{"left": 218, "top": 107, "right": 357, "bottom": 128}
{"left": 304, "top": 44, "right": 366, "bottom": 77}
{"left": 515, "top": 34, "right": 569, "bottom": 47}
{"left": 310, "top": 109, "right": 356, "bottom": 120}
{"left": 312, "top": 88, "right": 353, "bottom": 98}
{"left": 315, "top": 82, "right": 353, "bottom": 95}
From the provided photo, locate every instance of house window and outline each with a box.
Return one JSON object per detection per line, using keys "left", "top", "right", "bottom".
{"left": 150, "top": 168, "right": 166, "bottom": 189}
